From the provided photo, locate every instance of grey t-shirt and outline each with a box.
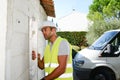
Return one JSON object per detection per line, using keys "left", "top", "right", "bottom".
{"left": 58, "top": 40, "right": 70, "bottom": 55}
{"left": 50, "top": 40, "right": 70, "bottom": 55}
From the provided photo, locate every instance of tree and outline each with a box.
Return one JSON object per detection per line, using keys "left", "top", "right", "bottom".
{"left": 87, "top": 0, "right": 120, "bottom": 21}
{"left": 86, "top": 0, "right": 120, "bottom": 44}
{"left": 86, "top": 20, "right": 120, "bottom": 45}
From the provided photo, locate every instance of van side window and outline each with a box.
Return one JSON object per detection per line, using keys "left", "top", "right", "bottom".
{"left": 102, "top": 33, "right": 120, "bottom": 57}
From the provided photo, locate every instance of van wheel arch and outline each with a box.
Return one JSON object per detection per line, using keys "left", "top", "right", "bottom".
{"left": 90, "top": 67, "right": 116, "bottom": 80}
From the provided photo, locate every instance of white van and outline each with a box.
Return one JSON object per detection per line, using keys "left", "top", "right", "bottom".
{"left": 74, "top": 29, "right": 120, "bottom": 80}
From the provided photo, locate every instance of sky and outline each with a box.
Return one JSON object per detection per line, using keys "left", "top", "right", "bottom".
{"left": 49, "top": 0, "right": 93, "bottom": 31}
{"left": 54, "top": 0, "right": 93, "bottom": 19}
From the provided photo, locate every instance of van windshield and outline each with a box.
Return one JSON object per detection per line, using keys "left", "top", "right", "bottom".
{"left": 89, "top": 31, "right": 119, "bottom": 50}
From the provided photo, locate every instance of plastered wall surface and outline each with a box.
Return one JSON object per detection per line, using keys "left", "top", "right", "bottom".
{"left": 0, "top": 0, "right": 7, "bottom": 80}
{"left": 5, "top": 0, "right": 47, "bottom": 80}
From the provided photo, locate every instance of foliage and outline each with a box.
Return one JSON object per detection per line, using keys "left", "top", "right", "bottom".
{"left": 86, "top": 20, "right": 120, "bottom": 45}
{"left": 86, "top": 0, "right": 120, "bottom": 45}
{"left": 87, "top": 0, "right": 120, "bottom": 21}
{"left": 57, "top": 31, "right": 87, "bottom": 48}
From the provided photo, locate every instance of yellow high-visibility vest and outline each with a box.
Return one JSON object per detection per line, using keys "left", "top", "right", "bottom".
{"left": 44, "top": 37, "right": 73, "bottom": 80}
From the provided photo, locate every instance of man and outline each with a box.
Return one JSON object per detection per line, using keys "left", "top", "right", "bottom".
{"left": 32, "top": 21, "right": 73, "bottom": 80}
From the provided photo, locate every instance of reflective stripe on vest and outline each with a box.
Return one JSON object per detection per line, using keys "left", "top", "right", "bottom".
{"left": 45, "top": 63, "right": 72, "bottom": 68}
{"left": 44, "top": 37, "right": 73, "bottom": 80}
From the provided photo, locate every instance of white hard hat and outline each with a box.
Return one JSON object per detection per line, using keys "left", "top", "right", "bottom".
{"left": 41, "top": 21, "right": 56, "bottom": 30}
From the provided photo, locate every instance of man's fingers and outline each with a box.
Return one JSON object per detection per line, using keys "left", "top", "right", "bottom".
{"left": 32, "top": 50, "right": 36, "bottom": 60}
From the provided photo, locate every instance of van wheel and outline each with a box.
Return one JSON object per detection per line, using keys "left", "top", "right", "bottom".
{"left": 90, "top": 69, "right": 116, "bottom": 80}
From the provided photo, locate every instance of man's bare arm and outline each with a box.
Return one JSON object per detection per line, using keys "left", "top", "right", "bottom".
{"left": 44, "top": 55, "right": 68, "bottom": 80}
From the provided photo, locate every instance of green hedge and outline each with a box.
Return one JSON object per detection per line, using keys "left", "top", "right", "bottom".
{"left": 57, "top": 31, "right": 88, "bottom": 47}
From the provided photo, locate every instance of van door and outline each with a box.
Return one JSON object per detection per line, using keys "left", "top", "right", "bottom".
{"left": 106, "top": 32, "right": 120, "bottom": 76}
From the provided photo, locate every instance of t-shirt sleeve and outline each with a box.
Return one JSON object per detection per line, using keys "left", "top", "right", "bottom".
{"left": 58, "top": 40, "right": 70, "bottom": 55}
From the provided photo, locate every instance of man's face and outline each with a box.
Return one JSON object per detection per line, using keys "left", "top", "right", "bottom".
{"left": 41, "top": 26, "right": 53, "bottom": 40}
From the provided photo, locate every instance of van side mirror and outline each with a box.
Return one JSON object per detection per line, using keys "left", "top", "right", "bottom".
{"left": 104, "top": 44, "right": 113, "bottom": 54}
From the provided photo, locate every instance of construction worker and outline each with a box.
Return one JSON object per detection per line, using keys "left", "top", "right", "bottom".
{"left": 32, "top": 20, "right": 73, "bottom": 80}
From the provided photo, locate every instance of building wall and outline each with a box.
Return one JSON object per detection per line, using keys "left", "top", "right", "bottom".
{"left": 0, "top": 0, "right": 7, "bottom": 80}
{"left": 5, "top": 0, "right": 47, "bottom": 80}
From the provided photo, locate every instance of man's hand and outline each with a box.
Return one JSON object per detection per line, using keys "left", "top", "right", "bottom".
{"left": 38, "top": 53, "right": 44, "bottom": 69}
{"left": 32, "top": 50, "right": 36, "bottom": 60}
{"left": 32, "top": 51, "right": 44, "bottom": 69}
